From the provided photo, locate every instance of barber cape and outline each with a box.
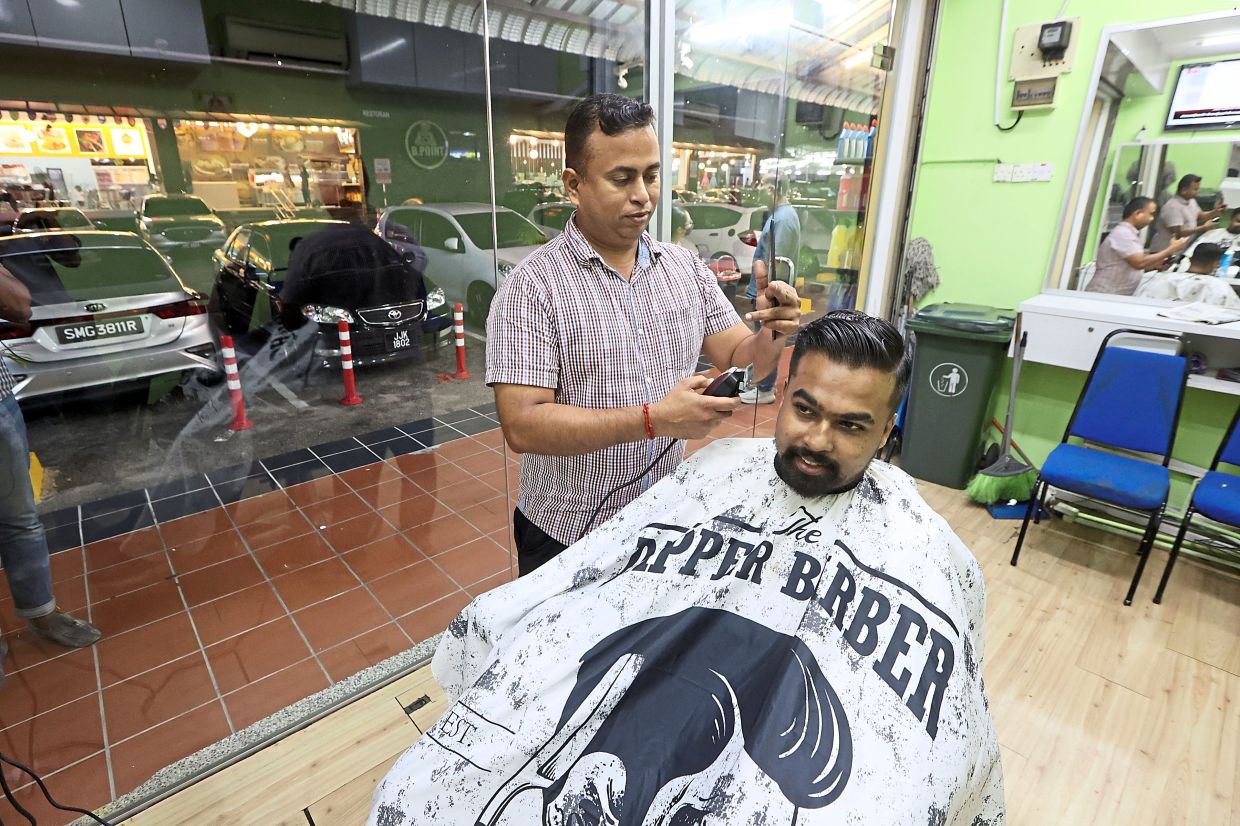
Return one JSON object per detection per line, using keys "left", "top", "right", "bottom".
{"left": 369, "top": 438, "right": 1004, "bottom": 826}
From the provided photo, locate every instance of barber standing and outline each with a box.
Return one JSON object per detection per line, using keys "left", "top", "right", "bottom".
{"left": 487, "top": 94, "right": 801, "bottom": 575}
{"left": 1086, "top": 197, "right": 1188, "bottom": 295}
{"left": 0, "top": 266, "right": 101, "bottom": 687}
{"left": 1149, "top": 174, "right": 1227, "bottom": 252}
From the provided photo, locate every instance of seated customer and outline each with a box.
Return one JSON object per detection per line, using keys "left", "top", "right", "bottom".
{"left": 369, "top": 312, "right": 1004, "bottom": 826}
{"left": 1086, "top": 197, "right": 1188, "bottom": 295}
{"left": 1139, "top": 243, "right": 1240, "bottom": 308}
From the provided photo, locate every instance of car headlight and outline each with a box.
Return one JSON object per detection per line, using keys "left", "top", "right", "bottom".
{"left": 302, "top": 304, "right": 355, "bottom": 324}
{"left": 497, "top": 262, "right": 514, "bottom": 283}
{"left": 427, "top": 287, "right": 446, "bottom": 312}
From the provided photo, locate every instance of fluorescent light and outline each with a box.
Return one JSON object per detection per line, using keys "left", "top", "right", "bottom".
{"left": 843, "top": 49, "right": 872, "bottom": 70}
{"left": 688, "top": 10, "right": 792, "bottom": 45}
{"left": 1200, "top": 32, "right": 1240, "bottom": 48}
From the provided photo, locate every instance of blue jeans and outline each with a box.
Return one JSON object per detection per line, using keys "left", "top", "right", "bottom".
{"left": 0, "top": 393, "right": 55, "bottom": 619}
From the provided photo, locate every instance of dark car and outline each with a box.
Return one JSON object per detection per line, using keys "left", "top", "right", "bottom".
{"left": 139, "top": 194, "right": 227, "bottom": 250}
{"left": 208, "top": 220, "right": 445, "bottom": 366}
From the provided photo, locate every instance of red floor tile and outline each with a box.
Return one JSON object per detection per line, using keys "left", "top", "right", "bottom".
{"left": 90, "top": 580, "right": 184, "bottom": 636}
{"left": 355, "top": 476, "right": 423, "bottom": 510}
{"left": 404, "top": 513, "right": 484, "bottom": 556}
{"left": 189, "top": 582, "right": 288, "bottom": 647}
{"left": 318, "top": 624, "right": 412, "bottom": 683}
{"left": 48, "top": 548, "right": 85, "bottom": 584}
{"left": 0, "top": 627, "right": 75, "bottom": 674}
{"left": 165, "top": 529, "right": 248, "bottom": 575}
{"left": 457, "top": 500, "right": 509, "bottom": 535}
{"left": 236, "top": 509, "right": 314, "bottom": 551}
{"left": 434, "top": 479, "right": 503, "bottom": 513}
{"left": 388, "top": 452, "right": 437, "bottom": 476}
{"left": 177, "top": 555, "right": 267, "bottom": 607}
{"left": 430, "top": 538, "right": 513, "bottom": 588}
{"left": 452, "top": 451, "right": 507, "bottom": 478}
{"left": 472, "top": 429, "right": 505, "bottom": 450}
{"left": 0, "top": 694, "right": 104, "bottom": 780}
{"left": 96, "top": 612, "right": 199, "bottom": 687}
{"left": 341, "top": 534, "right": 425, "bottom": 582}
{"left": 102, "top": 651, "right": 219, "bottom": 743}
{"left": 253, "top": 532, "right": 334, "bottom": 578}
{"left": 368, "top": 560, "right": 461, "bottom": 617}
{"left": 0, "top": 751, "right": 110, "bottom": 826}
{"left": 434, "top": 437, "right": 493, "bottom": 462}
{"left": 271, "top": 558, "right": 360, "bottom": 612}
{"left": 110, "top": 701, "right": 231, "bottom": 796}
{"left": 376, "top": 494, "right": 451, "bottom": 532}
{"left": 158, "top": 509, "right": 233, "bottom": 548}
{"left": 298, "top": 491, "right": 371, "bottom": 527}
{"left": 225, "top": 489, "right": 296, "bottom": 526}
{"left": 467, "top": 570, "right": 516, "bottom": 598}
{"left": 223, "top": 658, "right": 330, "bottom": 731}
{"left": 84, "top": 527, "right": 164, "bottom": 571}
{"left": 0, "top": 646, "right": 96, "bottom": 722}
{"left": 88, "top": 553, "right": 174, "bottom": 602}
{"left": 319, "top": 511, "right": 397, "bottom": 553}
{"left": 292, "top": 587, "right": 392, "bottom": 653}
{"left": 205, "top": 616, "right": 315, "bottom": 694}
{"left": 405, "top": 461, "right": 473, "bottom": 492}
{"left": 475, "top": 468, "right": 510, "bottom": 494}
{"left": 338, "top": 461, "right": 405, "bottom": 491}
{"left": 396, "top": 591, "right": 471, "bottom": 643}
{"left": 286, "top": 475, "right": 352, "bottom": 506}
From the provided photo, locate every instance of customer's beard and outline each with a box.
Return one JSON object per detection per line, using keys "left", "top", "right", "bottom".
{"left": 773, "top": 446, "right": 865, "bottom": 498}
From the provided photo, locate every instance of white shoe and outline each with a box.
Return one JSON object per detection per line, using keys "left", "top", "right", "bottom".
{"left": 739, "top": 387, "right": 775, "bottom": 405}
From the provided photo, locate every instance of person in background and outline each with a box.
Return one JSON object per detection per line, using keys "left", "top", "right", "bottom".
{"left": 1184, "top": 207, "right": 1240, "bottom": 259}
{"left": 742, "top": 178, "right": 801, "bottom": 405}
{"left": 1086, "top": 197, "right": 1188, "bottom": 295}
{"left": 0, "top": 266, "right": 102, "bottom": 688}
{"left": 1138, "top": 243, "right": 1240, "bottom": 308}
{"left": 487, "top": 94, "right": 801, "bottom": 575}
{"left": 1149, "top": 174, "right": 1227, "bottom": 252}
{"left": 1183, "top": 242, "right": 1225, "bottom": 276}
{"left": 670, "top": 203, "right": 696, "bottom": 253}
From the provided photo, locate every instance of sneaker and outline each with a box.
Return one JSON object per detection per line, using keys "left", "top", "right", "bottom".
{"left": 739, "top": 387, "right": 776, "bottom": 405}
{"left": 28, "top": 612, "right": 101, "bottom": 648}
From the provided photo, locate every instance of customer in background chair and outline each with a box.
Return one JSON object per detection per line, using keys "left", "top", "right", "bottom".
{"left": 1137, "top": 243, "right": 1240, "bottom": 308}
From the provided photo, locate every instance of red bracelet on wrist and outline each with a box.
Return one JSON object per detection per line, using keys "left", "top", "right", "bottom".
{"left": 643, "top": 403, "right": 655, "bottom": 440}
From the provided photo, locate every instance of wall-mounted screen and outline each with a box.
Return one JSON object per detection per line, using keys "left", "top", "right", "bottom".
{"left": 1166, "top": 59, "right": 1240, "bottom": 130}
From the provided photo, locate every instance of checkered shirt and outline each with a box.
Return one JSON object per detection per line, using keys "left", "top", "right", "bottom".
{"left": 0, "top": 357, "right": 16, "bottom": 399}
{"left": 486, "top": 215, "right": 741, "bottom": 545}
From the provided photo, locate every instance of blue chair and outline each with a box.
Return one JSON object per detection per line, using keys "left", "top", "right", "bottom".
{"left": 1152, "top": 404, "right": 1240, "bottom": 604}
{"left": 1010, "top": 329, "right": 1190, "bottom": 606}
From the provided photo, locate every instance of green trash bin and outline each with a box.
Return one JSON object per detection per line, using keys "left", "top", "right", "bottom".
{"left": 902, "top": 303, "right": 1015, "bottom": 488}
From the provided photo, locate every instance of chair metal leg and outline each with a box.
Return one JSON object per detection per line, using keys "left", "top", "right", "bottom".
{"left": 1153, "top": 507, "right": 1195, "bottom": 605}
{"left": 1123, "top": 506, "right": 1165, "bottom": 606}
{"left": 1033, "top": 480, "right": 1049, "bottom": 525}
{"left": 1010, "top": 478, "right": 1042, "bottom": 567}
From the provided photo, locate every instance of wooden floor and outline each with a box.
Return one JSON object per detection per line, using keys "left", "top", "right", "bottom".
{"left": 121, "top": 483, "right": 1240, "bottom": 825}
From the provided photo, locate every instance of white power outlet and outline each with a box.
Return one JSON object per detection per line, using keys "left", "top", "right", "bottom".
{"left": 1011, "top": 164, "right": 1034, "bottom": 183}
{"left": 993, "top": 163, "right": 1014, "bottom": 182}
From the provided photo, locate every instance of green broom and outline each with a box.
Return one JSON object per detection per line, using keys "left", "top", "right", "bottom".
{"left": 967, "top": 330, "right": 1037, "bottom": 504}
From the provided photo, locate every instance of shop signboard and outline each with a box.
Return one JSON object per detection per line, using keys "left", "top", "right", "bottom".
{"left": 405, "top": 121, "right": 448, "bottom": 170}
{"left": 374, "top": 157, "right": 393, "bottom": 184}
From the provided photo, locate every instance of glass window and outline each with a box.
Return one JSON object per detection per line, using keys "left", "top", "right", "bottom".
{"left": 140, "top": 195, "right": 213, "bottom": 217}
{"left": 414, "top": 210, "right": 462, "bottom": 251}
{"left": 685, "top": 205, "right": 743, "bottom": 230}
{"left": 0, "top": 236, "right": 178, "bottom": 303}
{"left": 225, "top": 228, "right": 250, "bottom": 262}
{"left": 455, "top": 210, "right": 547, "bottom": 249}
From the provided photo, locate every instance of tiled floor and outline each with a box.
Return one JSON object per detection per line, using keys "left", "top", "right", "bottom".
{"left": 0, "top": 393, "right": 779, "bottom": 823}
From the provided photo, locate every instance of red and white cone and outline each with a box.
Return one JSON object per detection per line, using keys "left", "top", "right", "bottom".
{"left": 219, "top": 335, "right": 253, "bottom": 431}
{"left": 449, "top": 302, "right": 471, "bottom": 380}
{"left": 338, "top": 320, "right": 363, "bottom": 406}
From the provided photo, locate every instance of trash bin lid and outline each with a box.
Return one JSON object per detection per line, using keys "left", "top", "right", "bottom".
{"left": 907, "top": 302, "right": 1015, "bottom": 342}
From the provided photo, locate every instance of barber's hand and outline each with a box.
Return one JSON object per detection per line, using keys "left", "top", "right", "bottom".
{"left": 1168, "top": 236, "right": 1191, "bottom": 255}
{"left": 748, "top": 281, "right": 801, "bottom": 339}
{"left": 649, "top": 375, "right": 740, "bottom": 440}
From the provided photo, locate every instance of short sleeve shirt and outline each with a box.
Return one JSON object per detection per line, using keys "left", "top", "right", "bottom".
{"left": 1149, "top": 195, "right": 1200, "bottom": 252}
{"left": 485, "top": 215, "right": 741, "bottom": 544}
{"left": 0, "top": 358, "right": 16, "bottom": 399}
{"left": 1087, "top": 221, "right": 1146, "bottom": 295}
{"left": 747, "top": 204, "right": 801, "bottom": 300}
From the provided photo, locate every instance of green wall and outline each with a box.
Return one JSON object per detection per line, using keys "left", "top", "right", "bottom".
{"left": 914, "top": 0, "right": 1240, "bottom": 495}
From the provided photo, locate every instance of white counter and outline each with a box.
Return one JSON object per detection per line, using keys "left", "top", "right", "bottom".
{"left": 1017, "top": 290, "right": 1240, "bottom": 396}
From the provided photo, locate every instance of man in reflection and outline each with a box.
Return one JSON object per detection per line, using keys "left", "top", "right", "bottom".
{"left": 743, "top": 178, "right": 801, "bottom": 405}
{"left": 0, "top": 266, "right": 101, "bottom": 688}
{"left": 1086, "top": 197, "right": 1188, "bottom": 295}
{"left": 1184, "top": 207, "right": 1240, "bottom": 260}
{"left": 1148, "top": 174, "right": 1228, "bottom": 252}
{"left": 1137, "top": 242, "right": 1240, "bottom": 308}
{"left": 487, "top": 94, "right": 802, "bottom": 575}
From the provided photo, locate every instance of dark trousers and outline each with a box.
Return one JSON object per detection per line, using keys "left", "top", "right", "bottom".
{"left": 513, "top": 508, "right": 568, "bottom": 577}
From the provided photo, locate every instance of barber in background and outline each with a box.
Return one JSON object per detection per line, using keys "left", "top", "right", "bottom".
{"left": 487, "top": 94, "right": 801, "bottom": 575}
{"left": 0, "top": 266, "right": 101, "bottom": 688}
{"left": 1086, "top": 197, "right": 1188, "bottom": 295}
{"left": 1149, "top": 174, "right": 1227, "bottom": 252}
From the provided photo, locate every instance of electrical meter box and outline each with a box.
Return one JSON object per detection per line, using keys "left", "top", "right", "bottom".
{"left": 1010, "top": 18, "right": 1079, "bottom": 82}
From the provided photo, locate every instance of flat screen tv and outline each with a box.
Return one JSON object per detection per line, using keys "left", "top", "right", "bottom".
{"left": 1166, "top": 59, "right": 1240, "bottom": 131}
